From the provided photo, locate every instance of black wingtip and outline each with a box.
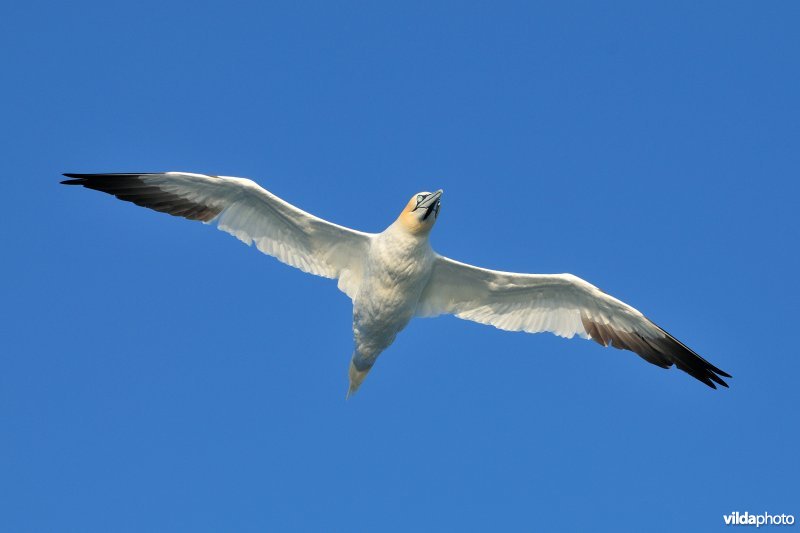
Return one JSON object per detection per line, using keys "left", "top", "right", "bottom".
{"left": 650, "top": 322, "right": 732, "bottom": 390}
{"left": 62, "top": 172, "right": 157, "bottom": 179}
{"left": 715, "top": 368, "right": 733, "bottom": 379}
{"left": 59, "top": 172, "right": 223, "bottom": 222}
{"left": 62, "top": 173, "right": 97, "bottom": 185}
{"left": 708, "top": 371, "right": 729, "bottom": 388}
{"left": 62, "top": 173, "right": 154, "bottom": 185}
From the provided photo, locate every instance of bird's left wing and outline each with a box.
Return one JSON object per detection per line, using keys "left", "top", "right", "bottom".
{"left": 62, "top": 173, "right": 372, "bottom": 299}
{"left": 417, "top": 255, "right": 730, "bottom": 388}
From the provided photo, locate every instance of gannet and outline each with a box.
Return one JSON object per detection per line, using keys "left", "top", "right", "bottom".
{"left": 62, "top": 172, "right": 731, "bottom": 396}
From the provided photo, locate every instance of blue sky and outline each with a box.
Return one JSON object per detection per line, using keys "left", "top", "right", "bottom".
{"left": 2, "top": 1, "right": 798, "bottom": 531}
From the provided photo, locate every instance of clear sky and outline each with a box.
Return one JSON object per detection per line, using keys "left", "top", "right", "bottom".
{"left": 2, "top": 1, "right": 798, "bottom": 531}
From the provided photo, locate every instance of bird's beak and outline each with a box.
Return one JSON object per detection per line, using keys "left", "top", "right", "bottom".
{"left": 421, "top": 189, "right": 443, "bottom": 220}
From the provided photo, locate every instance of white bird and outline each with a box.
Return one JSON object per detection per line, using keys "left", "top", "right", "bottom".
{"left": 62, "top": 172, "right": 731, "bottom": 395}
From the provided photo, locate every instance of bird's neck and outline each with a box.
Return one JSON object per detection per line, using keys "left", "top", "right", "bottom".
{"left": 382, "top": 221, "right": 432, "bottom": 252}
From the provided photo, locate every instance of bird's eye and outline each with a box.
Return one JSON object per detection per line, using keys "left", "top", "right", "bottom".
{"left": 417, "top": 194, "right": 425, "bottom": 203}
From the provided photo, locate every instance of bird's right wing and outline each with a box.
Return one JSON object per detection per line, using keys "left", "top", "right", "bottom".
{"left": 62, "top": 173, "right": 373, "bottom": 299}
{"left": 417, "top": 255, "right": 730, "bottom": 388}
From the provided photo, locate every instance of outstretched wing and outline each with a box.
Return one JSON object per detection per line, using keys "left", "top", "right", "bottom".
{"left": 62, "top": 172, "right": 373, "bottom": 299}
{"left": 417, "top": 255, "right": 730, "bottom": 388}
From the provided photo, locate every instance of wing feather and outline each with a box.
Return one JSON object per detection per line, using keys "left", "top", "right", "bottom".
{"left": 62, "top": 172, "right": 372, "bottom": 299}
{"left": 418, "top": 255, "right": 730, "bottom": 388}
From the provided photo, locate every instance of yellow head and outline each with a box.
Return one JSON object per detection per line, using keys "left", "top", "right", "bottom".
{"left": 397, "top": 190, "right": 443, "bottom": 235}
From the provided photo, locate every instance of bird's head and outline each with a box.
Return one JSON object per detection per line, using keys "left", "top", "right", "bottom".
{"left": 398, "top": 190, "right": 443, "bottom": 235}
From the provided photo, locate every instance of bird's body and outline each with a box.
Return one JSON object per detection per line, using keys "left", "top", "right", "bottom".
{"left": 350, "top": 219, "right": 436, "bottom": 394}
{"left": 62, "top": 172, "right": 731, "bottom": 395}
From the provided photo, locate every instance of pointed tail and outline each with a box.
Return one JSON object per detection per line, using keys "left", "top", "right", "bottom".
{"left": 346, "top": 359, "right": 373, "bottom": 399}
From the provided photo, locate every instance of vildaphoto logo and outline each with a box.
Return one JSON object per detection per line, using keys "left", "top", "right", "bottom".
{"left": 723, "top": 512, "right": 795, "bottom": 527}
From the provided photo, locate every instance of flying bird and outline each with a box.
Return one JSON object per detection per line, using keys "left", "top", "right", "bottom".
{"left": 62, "top": 172, "right": 731, "bottom": 395}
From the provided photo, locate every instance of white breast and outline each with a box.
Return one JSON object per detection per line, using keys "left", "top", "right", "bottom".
{"left": 352, "top": 224, "right": 435, "bottom": 356}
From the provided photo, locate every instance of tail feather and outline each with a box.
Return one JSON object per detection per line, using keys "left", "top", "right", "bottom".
{"left": 347, "top": 360, "right": 371, "bottom": 399}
